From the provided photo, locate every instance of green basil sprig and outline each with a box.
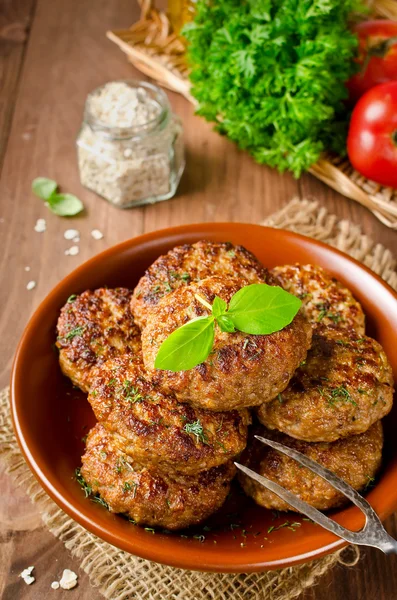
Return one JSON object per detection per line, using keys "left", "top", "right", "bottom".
{"left": 32, "top": 177, "right": 84, "bottom": 216}
{"left": 154, "top": 283, "right": 302, "bottom": 372}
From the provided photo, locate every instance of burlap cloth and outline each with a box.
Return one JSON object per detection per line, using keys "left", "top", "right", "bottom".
{"left": 1, "top": 198, "right": 396, "bottom": 600}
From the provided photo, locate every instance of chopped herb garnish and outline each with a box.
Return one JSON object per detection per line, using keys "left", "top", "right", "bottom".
{"left": 268, "top": 520, "right": 301, "bottom": 533}
{"left": 328, "top": 386, "right": 357, "bottom": 407}
{"left": 67, "top": 294, "right": 77, "bottom": 303}
{"left": 64, "top": 325, "right": 85, "bottom": 340}
{"left": 183, "top": 420, "right": 208, "bottom": 444}
{"left": 122, "top": 379, "right": 144, "bottom": 403}
{"left": 123, "top": 481, "right": 138, "bottom": 497}
{"left": 317, "top": 309, "right": 341, "bottom": 323}
{"left": 216, "top": 440, "right": 228, "bottom": 453}
{"left": 216, "top": 416, "right": 225, "bottom": 432}
{"left": 75, "top": 468, "right": 92, "bottom": 498}
{"left": 92, "top": 496, "right": 109, "bottom": 510}
{"left": 145, "top": 527, "right": 155, "bottom": 534}
{"left": 298, "top": 292, "right": 311, "bottom": 300}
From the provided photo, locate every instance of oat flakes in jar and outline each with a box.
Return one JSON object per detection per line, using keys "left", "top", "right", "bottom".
{"left": 76, "top": 80, "right": 185, "bottom": 208}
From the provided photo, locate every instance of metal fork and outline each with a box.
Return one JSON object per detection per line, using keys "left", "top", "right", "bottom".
{"left": 235, "top": 434, "right": 397, "bottom": 554}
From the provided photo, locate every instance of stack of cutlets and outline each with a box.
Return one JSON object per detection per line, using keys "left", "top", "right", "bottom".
{"left": 239, "top": 264, "right": 394, "bottom": 512}
{"left": 56, "top": 244, "right": 394, "bottom": 529}
{"left": 56, "top": 241, "right": 312, "bottom": 529}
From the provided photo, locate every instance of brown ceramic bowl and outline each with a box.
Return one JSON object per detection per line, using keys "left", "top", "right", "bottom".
{"left": 11, "top": 223, "right": 397, "bottom": 572}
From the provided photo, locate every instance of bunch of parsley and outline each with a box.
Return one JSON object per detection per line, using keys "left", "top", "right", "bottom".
{"left": 183, "top": 0, "right": 364, "bottom": 177}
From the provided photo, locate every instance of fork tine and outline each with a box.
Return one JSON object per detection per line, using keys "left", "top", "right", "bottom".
{"left": 235, "top": 462, "right": 364, "bottom": 543}
{"left": 235, "top": 461, "right": 397, "bottom": 552}
{"left": 254, "top": 434, "right": 380, "bottom": 520}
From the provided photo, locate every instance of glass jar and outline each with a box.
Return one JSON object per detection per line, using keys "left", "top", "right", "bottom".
{"left": 76, "top": 80, "right": 185, "bottom": 208}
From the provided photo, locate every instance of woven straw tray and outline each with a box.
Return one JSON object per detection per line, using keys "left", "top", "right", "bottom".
{"left": 107, "top": 0, "right": 397, "bottom": 229}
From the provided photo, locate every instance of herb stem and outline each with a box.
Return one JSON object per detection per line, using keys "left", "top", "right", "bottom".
{"left": 194, "top": 294, "right": 213, "bottom": 312}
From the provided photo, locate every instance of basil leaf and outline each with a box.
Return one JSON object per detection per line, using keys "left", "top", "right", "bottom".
{"left": 212, "top": 296, "right": 227, "bottom": 318}
{"left": 228, "top": 284, "right": 302, "bottom": 335}
{"left": 32, "top": 177, "right": 58, "bottom": 200}
{"left": 49, "top": 193, "right": 84, "bottom": 216}
{"left": 216, "top": 314, "right": 236, "bottom": 333}
{"left": 155, "top": 316, "right": 215, "bottom": 372}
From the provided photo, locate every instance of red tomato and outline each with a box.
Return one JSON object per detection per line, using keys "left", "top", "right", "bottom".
{"left": 347, "top": 81, "right": 397, "bottom": 188}
{"left": 347, "top": 20, "right": 397, "bottom": 104}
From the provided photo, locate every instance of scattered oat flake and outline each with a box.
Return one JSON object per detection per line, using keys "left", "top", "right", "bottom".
{"left": 51, "top": 581, "right": 60, "bottom": 590}
{"left": 59, "top": 569, "right": 78, "bottom": 590}
{"left": 64, "top": 229, "right": 80, "bottom": 240}
{"left": 26, "top": 280, "right": 36, "bottom": 290}
{"left": 25, "top": 266, "right": 31, "bottom": 271}
{"left": 91, "top": 229, "right": 103, "bottom": 240}
{"left": 34, "top": 218, "right": 46, "bottom": 233}
{"left": 65, "top": 245, "right": 79, "bottom": 256}
{"left": 20, "top": 566, "right": 35, "bottom": 585}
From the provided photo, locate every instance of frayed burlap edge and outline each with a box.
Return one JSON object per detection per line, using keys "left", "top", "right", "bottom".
{"left": 2, "top": 197, "right": 396, "bottom": 600}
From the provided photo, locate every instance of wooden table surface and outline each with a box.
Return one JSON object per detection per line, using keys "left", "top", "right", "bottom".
{"left": 1, "top": 1, "right": 397, "bottom": 598}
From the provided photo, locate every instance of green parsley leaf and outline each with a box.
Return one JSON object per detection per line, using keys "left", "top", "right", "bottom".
{"left": 227, "top": 284, "right": 302, "bottom": 334}
{"left": 183, "top": 0, "right": 364, "bottom": 177}
{"left": 49, "top": 193, "right": 84, "bottom": 216}
{"left": 32, "top": 177, "right": 58, "bottom": 200}
{"left": 155, "top": 316, "right": 215, "bottom": 371}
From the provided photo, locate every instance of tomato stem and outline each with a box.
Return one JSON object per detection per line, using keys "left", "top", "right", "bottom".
{"left": 361, "top": 36, "right": 397, "bottom": 78}
{"left": 392, "top": 130, "right": 397, "bottom": 147}
{"left": 368, "top": 36, "right": 397, "bottom": 59}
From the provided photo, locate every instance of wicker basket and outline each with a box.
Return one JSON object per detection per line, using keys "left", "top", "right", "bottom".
{"left": 107, "top": 0, "right": 397, "bottom": 229}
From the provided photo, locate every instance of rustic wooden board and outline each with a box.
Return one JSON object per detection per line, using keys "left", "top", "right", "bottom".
{"left": 0, "top": 0, "right": 396, "bottom": 598}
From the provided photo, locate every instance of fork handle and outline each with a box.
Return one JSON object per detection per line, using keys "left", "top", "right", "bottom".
{"left": 379, "top": 533, "right": 397, "bottom": 555}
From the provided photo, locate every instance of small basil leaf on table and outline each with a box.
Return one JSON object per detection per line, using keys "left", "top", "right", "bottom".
{"left": 32, "top": 177, "right": 58, "bottom": 200}
{"left": 228, "top": 284, "right": 302, "bottom": 335}
{"left": 212, "top": 296, "right": 227, "bottom": 318}
{"left": 216, "top": 314, "right": 236, "bottom": 333}
{"left": 49, "top": 193, "right": 84, "bottom": 216}
{"left": 155, "top": 316, "right": 215, "bottom": 372}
